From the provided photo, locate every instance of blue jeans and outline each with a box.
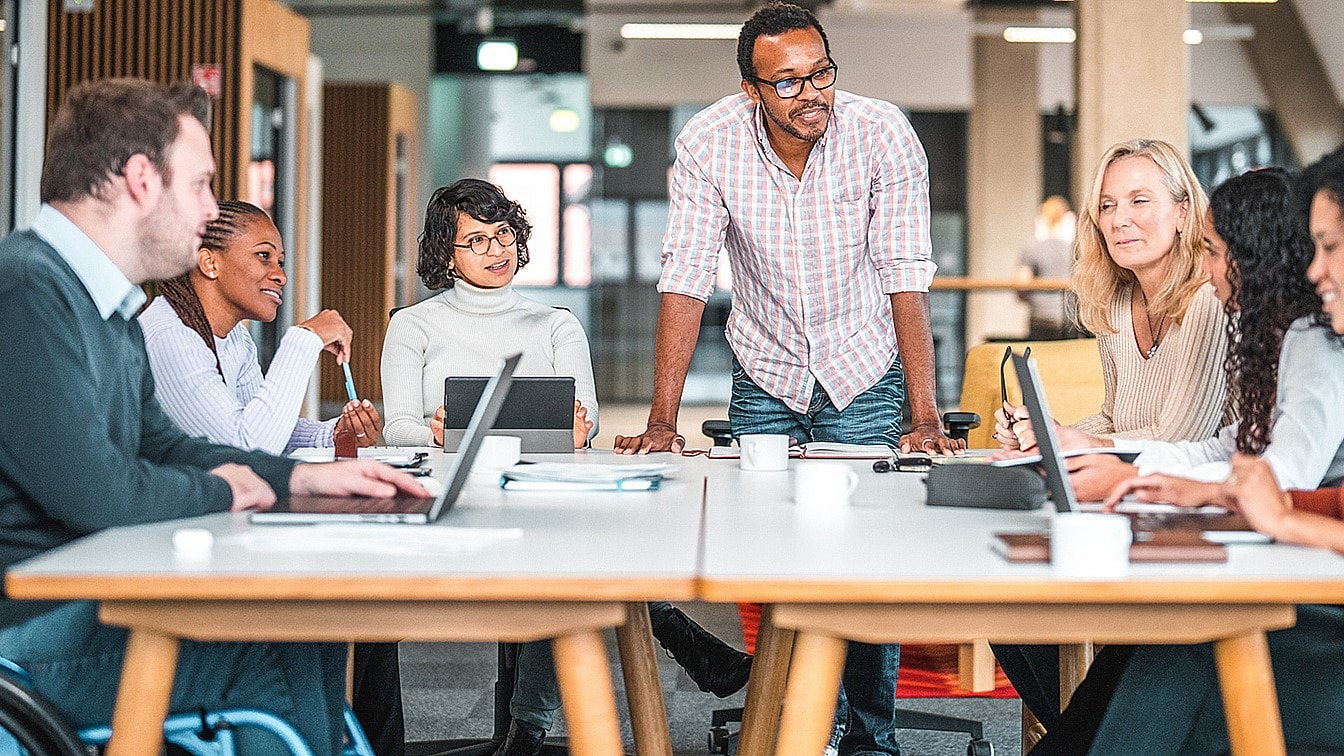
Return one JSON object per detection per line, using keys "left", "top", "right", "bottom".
{"left": 0, "top": 601, "right": 348, "bottom": 756}
{"left": 730, "top": 358, "right": 905, "bottom": 756}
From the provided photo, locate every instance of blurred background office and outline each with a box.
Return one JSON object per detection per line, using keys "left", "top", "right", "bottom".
{"left": 0, "top": 0, "right": 1341, "bottom": 443}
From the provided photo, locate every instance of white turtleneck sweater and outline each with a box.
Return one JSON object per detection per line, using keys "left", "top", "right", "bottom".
{"left": 380, "top": 280, "right": 599, "bottom": 447}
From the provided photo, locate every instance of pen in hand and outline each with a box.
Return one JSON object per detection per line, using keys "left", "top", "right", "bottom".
{"left": 342, "top": 361, "right": 359, "bottom": 403}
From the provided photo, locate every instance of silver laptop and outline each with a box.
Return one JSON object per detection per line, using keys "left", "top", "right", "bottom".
{"left": 1012, "top": 353, "right": 1265, "bottom": 538}
{"left": 250, "top": 353, "right": 520, "bottom": 525}
{"left": 442, "top": 376, "right": 575, "bottom": 453}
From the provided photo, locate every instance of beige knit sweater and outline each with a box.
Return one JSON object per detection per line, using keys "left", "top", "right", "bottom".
{"left": 1073, "top": 283, "right": 1232, "bottom": 441}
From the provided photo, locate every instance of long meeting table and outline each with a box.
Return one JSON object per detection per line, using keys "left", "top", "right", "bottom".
{"left": 699, "top": 460, "right": 1344, "bottom": 756}
{"left": 10, "top": 452, "right": 1344, "bottom": 755}
{"left": 5, "top": 449, "right": 704, "bottom": 756}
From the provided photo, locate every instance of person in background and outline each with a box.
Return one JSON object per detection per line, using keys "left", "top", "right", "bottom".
{"left": 382, "top": 178, "right": 748, "bottom": 756}
{"left": 139, "top": 199, "right": 402, "bottom": 755}
{"left": 0, "top": 77, "right": 425, "bottom": 756}
{"left": 1026, "top": 146, "right": 1344, "bottom": 756}
{"left": 1014, "top": 195, "right": 1082, "bottom": 339}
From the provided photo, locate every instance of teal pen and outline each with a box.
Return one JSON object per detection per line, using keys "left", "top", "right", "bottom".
{"left": 342, "top": 362, "right": 358, "bottom": 402}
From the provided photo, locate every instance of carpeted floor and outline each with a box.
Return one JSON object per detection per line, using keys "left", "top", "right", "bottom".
{"left": 399, "top": 601, "right": 1023, "bottom": 756}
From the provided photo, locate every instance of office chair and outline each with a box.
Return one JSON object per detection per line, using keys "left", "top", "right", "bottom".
{"left": 0, "top": 655, "right": 373, "bottom": 756}
{"left": 698, "top": 420, "right": 997, "bottom": 756}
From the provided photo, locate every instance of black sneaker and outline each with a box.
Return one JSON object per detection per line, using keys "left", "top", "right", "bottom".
{"left": 492, "top": 719, "right": 546, "bottom": 756}
{"left": 647, "top": 602, "right": 753, "bottom": 697}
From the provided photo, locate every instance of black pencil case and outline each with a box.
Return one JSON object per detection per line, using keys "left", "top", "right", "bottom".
{"left": 925, "top": 463, "right": 1047, "bottom": 510}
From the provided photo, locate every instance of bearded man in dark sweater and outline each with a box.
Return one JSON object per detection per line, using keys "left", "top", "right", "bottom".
{"left": 0, "top": 78, "right": 426, "bottom": 755}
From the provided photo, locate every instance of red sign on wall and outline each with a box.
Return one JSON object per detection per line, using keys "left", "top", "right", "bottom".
{"left": 191, "top": 64, "right": 222, "bottom": 99}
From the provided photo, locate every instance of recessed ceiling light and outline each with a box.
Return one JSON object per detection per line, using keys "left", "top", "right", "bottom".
{"left": 619, "top": 23, "right": 740, "bottom": 40}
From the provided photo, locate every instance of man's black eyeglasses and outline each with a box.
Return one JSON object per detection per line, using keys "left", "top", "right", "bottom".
{"left": 751, "top": 64, "right": 838, "bottom": 99}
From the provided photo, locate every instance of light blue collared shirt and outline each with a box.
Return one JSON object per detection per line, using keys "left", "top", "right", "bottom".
{"left": 30, "top": 204, "right": 146, "bottom": 321}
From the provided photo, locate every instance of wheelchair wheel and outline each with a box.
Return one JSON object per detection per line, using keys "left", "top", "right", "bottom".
{"left": 0, "top": 670, "right": 88, "bottom": 756}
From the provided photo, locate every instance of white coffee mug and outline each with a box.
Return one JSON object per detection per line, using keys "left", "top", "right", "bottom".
{"left": 1051, "top": 512, "right": 1133, "bottom": 578}
{"left": 471, "top": 434, "right": 522, "bottom": 475}
{"left": 793, "top": 460, "right": 860, "bottom": 509}
{"left": 740, "top": 433, "right": 790, "bottom": 471}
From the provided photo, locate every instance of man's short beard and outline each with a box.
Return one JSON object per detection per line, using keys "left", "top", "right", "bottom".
{"left": 764, "top": 101, "right": 827, "bottom": 143}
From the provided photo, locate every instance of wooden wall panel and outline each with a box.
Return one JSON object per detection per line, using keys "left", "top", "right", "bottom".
{"left": 321, "top": 84, "right": 392, "bottom": 404}
{"left": 46, "top": 0, "right": 241, "bottom": 200}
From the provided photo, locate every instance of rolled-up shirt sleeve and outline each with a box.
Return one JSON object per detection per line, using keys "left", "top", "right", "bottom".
{"left": 869, "top": 115, "right": 935, "bottom": 294}
{"left": 657, "top": 138, "right": 728, "bottom": 302}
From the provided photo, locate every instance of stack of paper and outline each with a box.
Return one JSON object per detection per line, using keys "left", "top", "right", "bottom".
{"left": 500, "top": 463, "right": 677, "bottom": 491}
{"left": 706, "top": 442, "right": 893, "bottom": 460}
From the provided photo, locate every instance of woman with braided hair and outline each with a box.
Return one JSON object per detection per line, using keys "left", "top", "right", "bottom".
{"left": 139, "top": 199, "right": 381, "bottom": 454}
{"left": 138, "top": 200, "right": 403, "bottom": 756}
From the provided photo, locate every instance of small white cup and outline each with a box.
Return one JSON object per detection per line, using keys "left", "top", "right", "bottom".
{"left": 793, "top": 460, "right": 860, "bottom": 510}
{"left": 740, "top": 433, "right": 791, "bottom": 471}
{"left": 472, "top": 435, "right": 522, "bottom": 475}
{"left": 1051, "top": 512, "right": 1133, "bottom": 578}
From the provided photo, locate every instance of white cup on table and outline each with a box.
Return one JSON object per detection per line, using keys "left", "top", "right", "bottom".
{"left": 1051, "top": 512, "right": 1133, "bottom": 578}
{"left": 471, "top": 435, "right": 522, "bottom": 475}
{"left": 739, "top": 433, "right": 790, "bottom": 471}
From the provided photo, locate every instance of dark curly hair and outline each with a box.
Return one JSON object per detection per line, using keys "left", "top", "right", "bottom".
{"left": 737, "top": 2, "right": 831, "bottom": 82}
{"left": 1210, "top": 168, "right": 1319, "bottom": 454}
{"left": 417, "top": 178, "right": 531, "bottom": 290}
{"left": 1296, "top": 143, "right": 1344, "bottom": 236}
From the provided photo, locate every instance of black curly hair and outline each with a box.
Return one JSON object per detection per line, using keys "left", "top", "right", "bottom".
{"left": 417, "top": 178, "right": 531, "bottom": 291}
{"left": 1296, "top": 144, "right": 1344, "bottom": 236}
{"left": 736, "top": 2, "right": 831, "bottom": 83}
{"left": 1210, "top": 168, "right": 1320, "bottom": 454}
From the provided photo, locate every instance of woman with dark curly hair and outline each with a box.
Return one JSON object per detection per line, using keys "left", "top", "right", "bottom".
{"left": 1025, "top": 162, "right": 1344, "bottom": 756}
{"left": 380, "top": 178, "right": 597, "bottom": 448}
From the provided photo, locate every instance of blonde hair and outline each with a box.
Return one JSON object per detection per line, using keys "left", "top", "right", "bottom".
{"left": 1072, "top": 139, "right": 1209, "bottom": 335}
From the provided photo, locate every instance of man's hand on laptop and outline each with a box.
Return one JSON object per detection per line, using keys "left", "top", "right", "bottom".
{"left": 1102, "top": 472, "right": 1217, "bottom": 511}
{"left": 290, "top": 460, "right": 431, "bottom": 498}
{"left": 614, "top": 421, "right": 684, "bottom": 455}
{"left": 212, "top": 463, "right": 278, "bottom": 512}
{"left": 1066, "top": 454, "right": 1136, "bottom": 502}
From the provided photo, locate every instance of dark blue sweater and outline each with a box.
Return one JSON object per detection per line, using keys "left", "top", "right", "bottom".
{"left": 0, "top": 230, "right": 297, "bottom": 628}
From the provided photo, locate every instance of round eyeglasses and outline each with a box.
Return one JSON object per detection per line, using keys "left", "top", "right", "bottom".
{"left": 752, "top": 63, "right": 838, "bottom": 99}
{"left": 452, "top": 225, "right": 517, "bottom": 256}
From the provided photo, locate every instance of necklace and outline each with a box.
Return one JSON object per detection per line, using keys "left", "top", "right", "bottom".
{"left": 1139, "top": 287, "right": 1166, "bottom": 359}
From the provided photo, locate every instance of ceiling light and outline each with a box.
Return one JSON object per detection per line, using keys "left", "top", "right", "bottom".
{"left": 1003, "top": 27, "right": 1076, "bottom": 44}
{"left": 476, "top": 40, "right": 518, "bottom": 72}
{"left": 1183, "top": 29, "right": 1204, "bottom": 44}
{"left": 549, "top": 108, "right": 581, "bottom": 133}
{"left": 619, "top": 23, "right": 740, "bottom": 40}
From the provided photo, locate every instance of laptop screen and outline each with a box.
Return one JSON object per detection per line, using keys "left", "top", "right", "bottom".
{"left": 427, "top": 353, "right": 522, "bottom": 522}
{"left": 1011, "top": 353, "right": 1079, "bottom": 513}
{"left": 443, "top": 376, "right": 574, "bottom": 431}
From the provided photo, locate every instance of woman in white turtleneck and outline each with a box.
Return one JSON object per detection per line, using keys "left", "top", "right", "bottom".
{"left": 381, "top": 178, "right": 597, "bottom": 449}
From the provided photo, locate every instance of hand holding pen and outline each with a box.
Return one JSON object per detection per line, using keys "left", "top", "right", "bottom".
{"left": 335, "top": 360, "right": 383, "bottom": 447}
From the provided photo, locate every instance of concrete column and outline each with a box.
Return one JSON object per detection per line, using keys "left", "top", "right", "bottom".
{"left": 1073, "top": 0, "right": 1189, "bottom": 201}
{"left": 966, "top": 11, "right": 1040, "bottom": 347}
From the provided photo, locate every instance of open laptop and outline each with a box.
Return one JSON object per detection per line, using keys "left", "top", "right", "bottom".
{"left": 443, "top": 376, "right": 574, "bottom": 453}
{"left": 250, "top": 353, "right": 520, "bottom": 525}
{"left": 1012, "top": 353, "right": 1267, "bottom": 540}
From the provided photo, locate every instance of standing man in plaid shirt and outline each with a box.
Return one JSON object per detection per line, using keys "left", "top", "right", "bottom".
{"left": 615, "top": 2, "right": 962, "bottom": 753}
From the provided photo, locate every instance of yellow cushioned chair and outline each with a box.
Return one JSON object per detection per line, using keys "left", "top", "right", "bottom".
{"left": 959, "top": 339, "right": 1104, "bottom": 449}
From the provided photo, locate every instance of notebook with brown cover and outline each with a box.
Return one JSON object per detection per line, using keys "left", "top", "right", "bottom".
{"left": 992, "top": 529, "right": 1228, "bottom": 563}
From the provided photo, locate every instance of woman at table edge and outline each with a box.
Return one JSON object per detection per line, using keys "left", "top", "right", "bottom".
{"left": 138, "top": 200, "right": 402, "bottom": 755}
{"left": 1030, "top": 145, "right": 1344, "bottom": 756}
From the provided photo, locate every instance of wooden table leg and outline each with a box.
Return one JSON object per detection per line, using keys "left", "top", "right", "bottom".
{"left": 739, "top": 605, "right": 795, "bottom": 756}
{"left": 552, "top": 629, "right": 624, "bottom": 756}
{"left": 614, "top": 603, "right": 672, "bottom": 756}
{"left": 105, "top": 628, "right": 179, "bottom": 756}
{"left": 1214, "top": 630, "right": 1286, "bottom": 756}
{"left": 1058, "top": 641, "right": 1094, "bottom": 709}
{"left": 774, "top": 630, "right": 846, "bottom": 756}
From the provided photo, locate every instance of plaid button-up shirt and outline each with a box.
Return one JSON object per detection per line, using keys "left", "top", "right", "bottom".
{"left": 658, "top": 90, "right": 935, "bottom": 413}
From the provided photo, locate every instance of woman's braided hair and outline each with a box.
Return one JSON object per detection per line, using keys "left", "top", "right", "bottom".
{"left": 156, "top": 200, "right": 271, "bottom": 378}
